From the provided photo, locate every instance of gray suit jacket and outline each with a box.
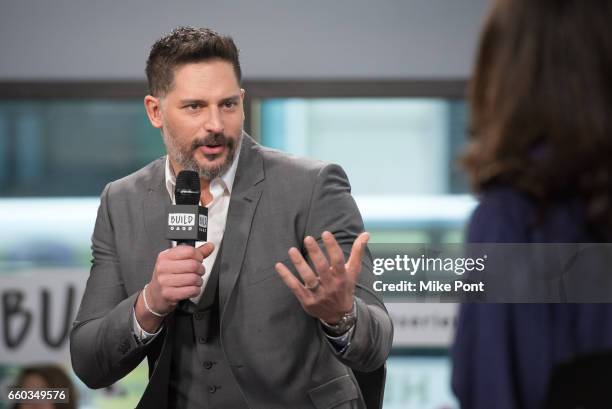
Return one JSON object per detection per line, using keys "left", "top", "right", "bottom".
{"left": 70, "top": 135, "right": 393, "bottom": 409}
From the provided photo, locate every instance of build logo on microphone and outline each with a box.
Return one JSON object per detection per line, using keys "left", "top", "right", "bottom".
{"left": 168, "top": 213, "right": 195, "bottom": 231}
{"left": 199, "top": 214, "right": 208, "bottom": 229}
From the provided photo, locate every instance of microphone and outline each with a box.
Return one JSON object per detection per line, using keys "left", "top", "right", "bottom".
{"left": 166, "top": 170, "right": 208, "bottom": 246}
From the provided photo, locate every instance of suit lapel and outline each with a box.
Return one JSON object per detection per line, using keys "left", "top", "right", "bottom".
{"left": 143, "top": 159, "right": 172, "bottom": 263}
{"left": 219, "top": 134, "right": 264, "bottom": 316}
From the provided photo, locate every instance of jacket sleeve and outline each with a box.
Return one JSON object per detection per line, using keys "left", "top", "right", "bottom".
{"left": 70, "top": 182, "right": 157, "bottom": 389}
{"left": 304, "top": 163, "right": 394, "bottom": 372}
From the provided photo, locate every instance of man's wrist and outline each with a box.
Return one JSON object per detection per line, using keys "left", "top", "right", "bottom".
{"left": 320, "top": 299, "right": 357, "bottom": 336}
{"left": 132, "top": 308, "right": 163, "bottom": 344}
{"left": 143, "top": 283, "right": 169, "bottom": 317}
{"left": 134, "top": 289, "right": 165, "bottom": 333}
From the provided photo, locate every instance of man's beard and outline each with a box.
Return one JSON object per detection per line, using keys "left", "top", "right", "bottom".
{"left": 163, "top": 131, "right": 240, "bottom": 180}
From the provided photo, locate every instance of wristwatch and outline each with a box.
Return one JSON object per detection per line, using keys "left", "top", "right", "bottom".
{"left": 320, "top": 300, "right": 357, "bottom": 336}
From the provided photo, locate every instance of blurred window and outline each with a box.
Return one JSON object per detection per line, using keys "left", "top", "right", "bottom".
{"left": 0, "top": 100, "right": 164, "bottom": 197}
{"left": 258, "top": 98, "right": 469, "bottom": 195}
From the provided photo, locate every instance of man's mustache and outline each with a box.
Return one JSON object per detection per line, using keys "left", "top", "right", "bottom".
{"left": 191, "top": 134, "right": 232, "bottom": 151}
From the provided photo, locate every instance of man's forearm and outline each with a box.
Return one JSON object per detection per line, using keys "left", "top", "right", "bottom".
{"left": 71, "top": 292, "right": 153, "bottom": 388}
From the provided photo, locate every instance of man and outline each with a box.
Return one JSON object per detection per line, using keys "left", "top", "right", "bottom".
{"left": 70, "top": 27, "right": 392, "bottom": 409}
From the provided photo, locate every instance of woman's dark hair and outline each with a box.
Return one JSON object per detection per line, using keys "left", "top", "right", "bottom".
{"left": 463, "top": 0, "right": 612, "bottom": 236}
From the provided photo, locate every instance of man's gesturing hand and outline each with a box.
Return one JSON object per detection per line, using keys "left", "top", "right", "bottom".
{"left": 275, "top": 231, "right": 369, "bottom": 324}
{"left": 135, "top": 243, "right": 214, "bottom": 333}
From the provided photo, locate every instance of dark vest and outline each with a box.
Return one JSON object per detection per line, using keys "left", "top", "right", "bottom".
{"left": 167, "top": 245, "right": 249, "bottom": 409}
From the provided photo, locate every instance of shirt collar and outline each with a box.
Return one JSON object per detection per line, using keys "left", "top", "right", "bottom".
{"left": 164, "top": 138, "right": 241, "bottom": 202}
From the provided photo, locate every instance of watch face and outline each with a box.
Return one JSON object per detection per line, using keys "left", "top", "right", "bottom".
{"left": 322, "top": 300, "right": 357, "bottom": 334}
{"left": 331, "top": 310, "right": 357, "bottom": 334}
{"left": 341, "top": 313, "right": 357, "bottom": 328}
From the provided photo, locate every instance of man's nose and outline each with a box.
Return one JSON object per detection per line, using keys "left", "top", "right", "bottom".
{"left": 204, "top": 108, "right": 224, "bottom": 134}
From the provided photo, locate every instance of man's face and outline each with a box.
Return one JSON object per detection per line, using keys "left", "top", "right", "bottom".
{"left": 145, "top": 59, "right": 245, "bottom": 180}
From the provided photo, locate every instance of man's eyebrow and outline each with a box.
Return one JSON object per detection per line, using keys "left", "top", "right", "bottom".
{"left": 219, "top": 95, "right": 241, "bottom": 103}
{"left": 178, "top": 95, "right": 240, "bottom": 105}
{"left": 179, "top": 99, "right": 206, "bottom": 105}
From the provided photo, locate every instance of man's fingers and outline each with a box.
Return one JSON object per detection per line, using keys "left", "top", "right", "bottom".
{"left": 275, "top": 261, "right": 311, "bottom": 303}
{"left": 158, "top": 258, "right": 204, "bottom": 276}
{"left": 196, "top": 242, "right": 215, "bottom": 260}
{"left": 321, "top": 231, "right": 346, "bottom": 274}
{"left": 163, "top": 245, "right": 195, "bottom": 260}
{"left": 161, "top": 242, "right": 214, "bottom": 263}
{"left": 304, "top": 236, "right": 330, "bottom": 278}
{"left": 159, "top": 272, "right": 204, "bottom": 288}
{"left": 288, "top": 247, "right": 320, "bottom": 288}
{"left": 346, "top": 232, "right": 370, "bottom": 281}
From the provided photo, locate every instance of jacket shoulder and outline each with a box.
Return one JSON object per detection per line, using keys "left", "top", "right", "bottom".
{"left": 256, "top": 145, "right": 334, "bottom": 179}
{"left": 103, "top": 156, "right": 166, "bottom": 198}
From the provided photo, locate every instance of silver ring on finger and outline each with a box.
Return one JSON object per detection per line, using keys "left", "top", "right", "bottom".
{"left": 305, "top": 277, "right": 321, "bottom": 292}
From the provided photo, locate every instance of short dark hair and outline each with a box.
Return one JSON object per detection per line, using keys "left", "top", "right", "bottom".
{"left": 462, "top": 0, "right": 612, "bottom": 237}
{"left": 145, "top": 26, "right": 241, "bottom": 96}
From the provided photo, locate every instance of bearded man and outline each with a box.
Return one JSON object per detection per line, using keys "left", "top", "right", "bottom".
{"left": 70, "top": 26, "right": 392, "bottom": 409}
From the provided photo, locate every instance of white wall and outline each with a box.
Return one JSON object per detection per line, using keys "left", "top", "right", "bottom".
{"left": 0, "top": 0, "right": 490, "bottom": 80}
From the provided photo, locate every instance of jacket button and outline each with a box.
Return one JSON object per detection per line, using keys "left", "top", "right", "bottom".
{"left": 194, "top": 312, "right": 204, "bottom": 320}
{"left": 203, "top": 361, "right": 213, "bottom": 369}
{"left": 208, "top": 385, "right": 217, "bottom": 393}
{"left": 198, "top": 336, "right": 208, "bottom": 344}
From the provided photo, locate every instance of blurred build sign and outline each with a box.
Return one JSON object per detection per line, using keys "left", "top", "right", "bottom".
{"left": 0, "top": 269, "right": 86, "bottom": 364}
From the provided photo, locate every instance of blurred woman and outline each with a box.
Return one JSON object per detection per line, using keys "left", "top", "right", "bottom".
{"left": 11, "top": 365, "right": 77, "bottom": 409}
{"left": 452, "top": 0, "right": 612, "bottom": 408}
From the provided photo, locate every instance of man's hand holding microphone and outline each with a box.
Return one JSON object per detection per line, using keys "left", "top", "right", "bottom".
{"left": 135, "top": 170, "right": 210, "bottom": 333}
{"left": 135, "top": 243, "right": 213, "bottom": 333}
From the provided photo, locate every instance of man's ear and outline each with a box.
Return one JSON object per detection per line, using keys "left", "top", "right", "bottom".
{"left": 144, "top": 95, "right": 163, "bottom": 128}
{"left": 240, "top": 88, "right": 246, "bottom": 120}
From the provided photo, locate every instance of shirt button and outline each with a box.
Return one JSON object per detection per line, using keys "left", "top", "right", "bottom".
{"left": 208, "top": 385, "right": 217, "bottom": 394}
{"left": 203, "top": 361, "right": 213, "bottom": 369}
{"left": 198, "top": 336, "right": 208, "bottom": 344}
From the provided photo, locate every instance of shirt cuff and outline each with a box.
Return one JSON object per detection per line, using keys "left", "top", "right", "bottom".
{"left": 132, "top": 307, "right": 163, "bottom": 344}
{"left": 322, "top": 324, "right": 355, "bottom": 354}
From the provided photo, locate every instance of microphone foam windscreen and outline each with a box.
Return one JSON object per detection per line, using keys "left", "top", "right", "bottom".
{"left": 175, "top": 170, "right": 200, "bottom": 205}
